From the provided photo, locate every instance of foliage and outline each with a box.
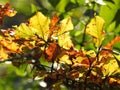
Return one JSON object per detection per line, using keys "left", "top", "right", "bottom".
{"left": 0, "top": 0, "right": 120, "bottom": 90}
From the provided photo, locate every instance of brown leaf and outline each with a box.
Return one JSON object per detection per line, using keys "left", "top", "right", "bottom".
{"left": 68, "top": 70, "right": 79, "bottom": 80}
{"left": 49, "top": 13, "right": 60, "bottom": 38}
{"left": 45, "top": 43, "right": 61, "bottom": 62}
{"left": 0, "top": 3, "right": 17, "bottom": 26}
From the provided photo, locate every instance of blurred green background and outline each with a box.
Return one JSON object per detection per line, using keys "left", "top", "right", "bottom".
{"left": 0, "top": 0, "right": 120, "bottom": 89}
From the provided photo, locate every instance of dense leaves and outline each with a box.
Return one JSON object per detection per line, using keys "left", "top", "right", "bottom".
{"left": 0, "top": 2, "right": 120, "bottom": 90}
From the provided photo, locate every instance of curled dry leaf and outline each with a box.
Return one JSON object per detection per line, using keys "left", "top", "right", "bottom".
{"left": 0, "top": 39, "right": 20, "bottom": 52}
{"left": 0, "top": 3, "right": 17, "bottom": 26}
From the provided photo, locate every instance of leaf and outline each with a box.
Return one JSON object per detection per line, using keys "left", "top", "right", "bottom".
{"left": 100, "top": 0, "right": 120, "bottom": 28}
{"left": 59, "top": 55, "right": 72, "bottom": 65}
{"left": 102, "top": 58, "right": 119, "bottom": 76}
{"left": 0, "top": 3, "right": 17, "bottom": 26}
{"left": 0, "top": 38, "right": 20, "bottom": 52}
{"left": 15, "top": 12, "right": 50, "bottom": 41}
{"left": 45, "top": 43, "right": 62, "bottom": 62}
{"left": 82, "top": 48, "right": 96, "bottom": 58}
{"left": 86, "top": 16, "right": 105, "bottom": 47}
{"left": 0, "top": 46, "right": 8, "bottom": 59}
{"left": 15, "top": 64, "right": 27, "bottom": 76}
{"left": 56, "top": 0, "right": 69, "bottom": 14}
{"left": 14, "top": 23, "right": 35, "bottom": 39}
{"left": 28, "top": 12, "right": 50, "bottom": 41}
{"left": 49, "top": 13, "right": 60, "bottom": 38}
{"left": 58, "top": 17, "right": 74, "bottom": 49}
{"left": 114, "top": 54, "right": 120, "bottom": 67}
{"left": 105, "top": 37, "right": 120, "bottom": 50}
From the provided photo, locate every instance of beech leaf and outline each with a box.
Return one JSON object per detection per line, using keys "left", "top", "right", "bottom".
{"left": 15, "top": 12, "right": 50, "bottom": 41}
{"left": 14, "top": 23, "right": 35, "bottom": 39}
{"left": 59, "top": 55, "right": 72, "bottom": 65}
{"left": 28, "top": 12, "right": 50, "bottom": 41}
{"left": 102, "top": 58, "right": 119, "bottom": 76}
{"left": 0, "top": 46, "right": 8, "bottom": 59}
{"left": 58, "top": 17, "right": 74, "bottom": 49}
{"left": 86, "top": 16, "right": 105, "bottom": 47}
{"left": 0, "top": 38, "right": 20, "bottom": 52}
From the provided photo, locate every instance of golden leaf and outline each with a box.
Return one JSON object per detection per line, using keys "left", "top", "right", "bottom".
{"left": 0, "top": 38, "right": 20, "bottom": 52}
{"left": 15, "top": 12, "right": 50, "bottom": 41}
{"left": 0, "top": 46, "right": 8, "bottom": 59}
{"left": 86, "top": 16, "right": 105, "bottom": 47}
{"left": 58, "top": 17, "right": 74, "bottom": 49}
{"left": 28, "top": 12, "right": 50, "bottom": 41}
{"left": 102, "top": 58, "right": 119, "bottom": 76}
{"left": 59, "top": 55, "right": 72, "bottom": 65}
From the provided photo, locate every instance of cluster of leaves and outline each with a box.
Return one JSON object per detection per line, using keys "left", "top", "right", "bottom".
{"left": 0, "top": 2, "right": 120, "bottom": 90}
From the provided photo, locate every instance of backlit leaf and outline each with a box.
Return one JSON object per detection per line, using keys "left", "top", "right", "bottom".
{"left": 86, "top": 16, "right": 105, "bottom": 47}
{"left": 82, "top": 48, "right": 96, "bottom": 58}
{"left": 59, "top": 55, "right": 72, "bottom": 65}
{"left": 102, "top": 57, "right": 119, "bottom": 76}
{"left": 0, "top": 38, "right": 20, "bottom": 52}
{"left": 58, "top": 17, "right": 74, "bottom": 49}
{"left": 28, "top": 12, "right": 50, "bottom": 41}
{"left": 0, "top": 46, "right": 8, "bottom": 59}
{"left": 14, "top": 23, "right": 35, "bottom": 39}
{"left": 15, "top": 12, "right": 50, "bottom": 41}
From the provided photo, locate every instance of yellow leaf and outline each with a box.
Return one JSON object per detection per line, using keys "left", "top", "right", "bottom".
{"left": 82, "top": 48, "right": 96, "bottom": 58}
{"left": 59, "top": 55, "right": 72, "bottom": 65}
{"left": 0, "top": 47, "right": 8, "bottom": 59}
{"left": 102, "top": 58, "right": 119, "bottom": 76}
{"left": 86, "top": 16, "right": 105, "bottom": 47}
{"left": 15, "top": 23, "right": 35, "bottom": 39}
{"left": 15, "top": 12, "right": 50, "bottom": 41}
{"left": 58, "top": 17, "right": 74, "bottom": 49}
{"left": 29, "top": 12, "right": 50, "bottom": 41}
{"left": 0, "top": 39, "right": 19, "bottom": 52}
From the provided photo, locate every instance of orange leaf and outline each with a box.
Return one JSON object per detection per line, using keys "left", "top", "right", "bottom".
{"left": 50, "top": 13, "right": 59, "bottom": 27}
{"left": 45, "top": 43, "right": 61, "bottom": 62}
{"left": 0, "top": 3, "right": 16, "bottom": 26}
{"left": 0, "top": 39, "right": 20, "bottom": 52}
{"left": 49, "top": 13, "right": 60, "bottom": 38}
{"left": 105, "top": 37, "right": 120, "bottom": 49}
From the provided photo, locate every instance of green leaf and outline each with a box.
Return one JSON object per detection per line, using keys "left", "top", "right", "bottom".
{"left": 113, "top": 42, "right": 120, "bottom": 52}
{"left": 106, "top": 21, "right": 116, "bottom": 32}
{"left": 70, "top": 0, "right": 76, "bottom": 4}
{"left": 15, "top": 64, "right": 28, "bottom": 76}
{"left": 31, "top": 4, "right": 41, "bottom": 13}
{"left": 100, "top": 0, "right": 120, "bottom": 28}
{"left": 56, "top": 0, "right": 69, "bottom": 14}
